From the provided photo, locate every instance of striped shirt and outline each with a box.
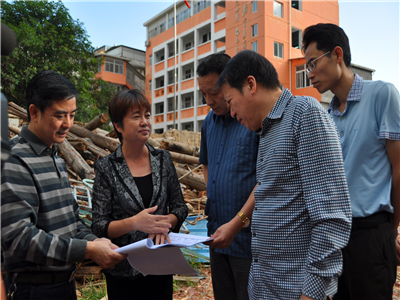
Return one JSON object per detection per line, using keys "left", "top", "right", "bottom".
{"left": 200, "top": 112, "right": 258, "bottom": 259}
{"left": 249, "top": 89, "right": 352, "bottom": 300}
{"left": 1, "top": 126, "right": 96, "bottom": 273}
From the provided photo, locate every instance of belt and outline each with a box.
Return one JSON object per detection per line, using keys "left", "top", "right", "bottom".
{"left": 352, "top": 210, "right": 391, "bottom": 231}
{"left": 10, "top": 267, "right": 77, "bottom": 285}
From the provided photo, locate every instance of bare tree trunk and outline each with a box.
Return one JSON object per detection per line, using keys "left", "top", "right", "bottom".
{"left": 175, "top": 166, "right": 206, "bottom": 191}
{"left": 84, "top": 113, "right": 108, "bottom": 131}
{"left": 69, "top": 124, "right": 120, "bottom": 152}
{"left": 57, "top": 139, "right": 95, "bottom": 180}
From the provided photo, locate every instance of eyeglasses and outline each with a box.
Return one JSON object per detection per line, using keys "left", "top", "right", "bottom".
{"left": 306, "top": 51, "right": 331, "bottom": 73}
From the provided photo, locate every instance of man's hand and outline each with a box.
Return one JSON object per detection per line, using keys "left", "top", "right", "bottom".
{"left": 206, "top": 218, "right": 242, "bottom": 248}
{"left": 85, "top": 238, "right": 127, "bottom": 269}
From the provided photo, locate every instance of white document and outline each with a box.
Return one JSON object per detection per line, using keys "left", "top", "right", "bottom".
{"left": 115, "top": 233, "right": 212, "bottom": 276}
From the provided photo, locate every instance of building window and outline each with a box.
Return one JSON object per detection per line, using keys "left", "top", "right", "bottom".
{"left": 168, "top": 98, "right": 178, "bottom": 112}
{"left": 274, "top": 42, "right": 283, "bottom": 58}
{"left": 252, "top": 41, "right": 258, "bottom": 52}
{"left": 105, "top": 58, "right": 124, "bottom": 75}
{"left": 252, "top": 0, "right": 258, "bottom": 13}
{"left": 295, "top": 64, "right": 311, "bottom": 88}
{"left": 273, "top": 1, "right": 283, "bottom": 18}
{"left": 149, "top": 54, "right": 152, "bottom": 66}
{"left": 202, "top": 32, "right": 211, "bottom": 44}
{"left": 155, "top": 103, "right": 164, "bottom": 114}
{"left": 185, "top": 69, "right": 192, "bottom": 79}
{"left": 149, "top": 80, "right": 152, "bottom": 91}
{"left": 160, "top": 22, "right": 166, "bottom": 33}
{"left": 169, "top": 17, "right": 174, "bottom": 28}
{"left": 185, "top": 41, "right": 192, "bottom": 50}
{"left": 182, "top": 122, "right": 193, "bottom": 131}
{"left": 292, "top": 28, "right": 302, "bottom": 49}
{"left": 292, "top": 0, "right": 302, "bottom": 11}
{"left": 251, "top": 24, "right": 258, "bottom": 37}
{"left": 182, "top": 96, "right": 194, "bottom": 109}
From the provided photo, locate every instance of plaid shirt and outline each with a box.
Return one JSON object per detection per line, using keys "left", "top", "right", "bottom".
{"left": 249, "top": 89, "right": 352, "bottom": 300}
{"left": 1, "top": 126, "right": 96, "bottom": 272}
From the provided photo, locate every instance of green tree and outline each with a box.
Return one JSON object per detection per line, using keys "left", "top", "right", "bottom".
{"left": 1, "top": 0, "right": 116, "bottom": 122}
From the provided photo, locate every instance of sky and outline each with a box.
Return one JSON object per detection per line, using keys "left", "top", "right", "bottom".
{"left": 63, "top": 0, "right": 400, "bottom": 91}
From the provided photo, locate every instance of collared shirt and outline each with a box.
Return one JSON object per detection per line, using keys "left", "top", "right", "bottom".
{"left": 328, "top": 74, "right": 400, "bottom": 217}
{"left": 199, "top": 112, "right": 258, "bottom": 259}
{"left": 250, "top": 89, "right": 352, "bottom": 300}
{"left": 1, "top": 126, "right": 96, "bottom": 273}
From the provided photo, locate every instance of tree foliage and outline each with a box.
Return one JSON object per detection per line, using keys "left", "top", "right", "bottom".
{"left": 1, "top": 0, "right": 116, "bottom": 122}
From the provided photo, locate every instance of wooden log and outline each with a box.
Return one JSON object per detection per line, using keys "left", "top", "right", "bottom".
{"left": 106, "top": 129, "right": 117, "bottom": 138}
{"left": 9, "top": 124, "right": 21, "bottom": 135}
{"left": 69, "top": 141, "right": 88, "bottom": 152}
{"left": 83, "top": 113, "right": 108, "bottom": 131}
{"left": 160, "top": 139, "right": 199, "bottom": 157}
{"left": 147, "top": 137, "right": 160, "bottom": 148}
{"left": 69, "top": 124, "right": 120, "bottom": 152}
{"left": 169, "top": 151, "right": 199, "bottom": 165}
{"left": 57, "top": 139, "right": 95, "bottom": 180}
{"left": 67, "top": 132, "right": 110, "bottom": 158}
{"left": 8, "top": 106, "right": 28, "bottom": 121}
{"left": 175, "top": 166, "right": 206, "bottom": 191}
{"left": 8, "top": 101, "right": 28, "bottom": 115}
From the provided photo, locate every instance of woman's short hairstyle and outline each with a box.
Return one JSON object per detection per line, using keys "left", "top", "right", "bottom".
{"left": 109, "top": 89, "right": 151, "bottom": 143}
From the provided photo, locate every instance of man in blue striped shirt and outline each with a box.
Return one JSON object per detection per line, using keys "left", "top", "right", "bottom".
{"left": 218, "top": 50, "right": 352, "bottom": 300}
{"left": 197, "top": 53, "right": 259, "bottom": 300}
{"left": 1, "top": 70, "right": 127, "bottom": 300}
{"left": 303, "top": 23, "right": 400, "bottom": 300}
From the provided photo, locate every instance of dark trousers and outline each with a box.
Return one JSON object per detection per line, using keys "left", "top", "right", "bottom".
{"left": 334, "top": 212, "right": 397, "bottom": 300}
{"left": 5, "top": 280, "right": 77, "bottom": 300}
{"left": 209, "top": 248, "right": 252, "bottom": 300}
{"left": 105, "top": 273, "right": 173, "bottom": 300}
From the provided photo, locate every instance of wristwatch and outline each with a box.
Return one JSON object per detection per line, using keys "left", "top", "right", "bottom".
{"left": 237, "top": 211, "right": 250, "bottom": 228}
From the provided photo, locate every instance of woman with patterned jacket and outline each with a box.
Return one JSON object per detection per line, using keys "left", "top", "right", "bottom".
{"left": 92, "top": 89, "right": 188, "bottom": 300}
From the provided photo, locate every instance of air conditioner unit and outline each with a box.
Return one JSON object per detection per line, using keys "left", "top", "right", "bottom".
{"left": 145, "top": 40, "right": 151, "bottom": 47}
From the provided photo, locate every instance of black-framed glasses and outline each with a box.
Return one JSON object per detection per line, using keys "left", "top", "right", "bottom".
{"left": 306, "top": 51, "right": 331, "bottom": 73}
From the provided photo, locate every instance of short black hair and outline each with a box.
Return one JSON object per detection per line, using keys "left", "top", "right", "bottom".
{"left": 217, "top": 50, "right": 280, "bottom": 93}
{"left": 302, "top": 23, "right": 351, "bottom": 67}
{"left": 109, "top": 89, "right": 151, "bottom": 143}
{"left": 26, "top": 70, "right": 78, "bottom": 122}
{"left": 197, "top": 53, "right": 231, "bottom": 77}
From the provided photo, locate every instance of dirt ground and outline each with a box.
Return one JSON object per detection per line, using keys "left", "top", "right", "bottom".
{"left": 173, "top": 265, "right": 400, "bottom": 300}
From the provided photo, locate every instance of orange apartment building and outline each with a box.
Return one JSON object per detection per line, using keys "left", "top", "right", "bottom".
{"left": 143, "top": 0, "right": 370, "bottom": 133}
{"left": 95, "top": 45, "right": 146, "bottom": 93}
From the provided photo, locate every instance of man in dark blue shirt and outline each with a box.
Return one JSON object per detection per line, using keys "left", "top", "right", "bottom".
{"left": 197, "top": 53, "right": 259, "bottom": 300}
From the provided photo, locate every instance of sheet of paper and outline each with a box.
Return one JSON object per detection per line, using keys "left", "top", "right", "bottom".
{"left": 115, "top": 233, "right": 212, "bottom": 276}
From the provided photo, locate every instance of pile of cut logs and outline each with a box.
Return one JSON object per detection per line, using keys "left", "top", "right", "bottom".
{"left": 7, "top": 102, "right": 207, "bottom": 217}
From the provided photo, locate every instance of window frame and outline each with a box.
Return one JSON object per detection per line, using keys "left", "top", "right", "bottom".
{"left": 274, "top": 42, "right": 283, "bottom": 59}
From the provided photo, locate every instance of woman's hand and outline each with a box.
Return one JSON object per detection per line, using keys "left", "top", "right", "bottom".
{"left": 148, "top": 232, "right": 171, "bottom": 245}
{"left": 130, "top": 205, "right": 171, "bottom": 234}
